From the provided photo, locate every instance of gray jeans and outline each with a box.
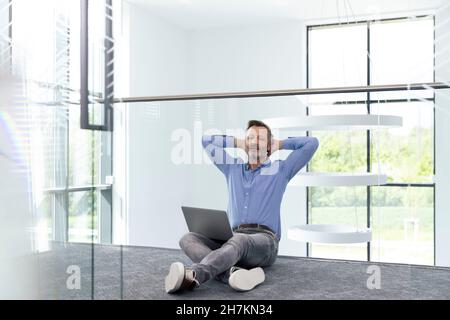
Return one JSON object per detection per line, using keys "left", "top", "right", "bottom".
{"left": 179, "top": 228, "right": 279, "bottom": 284}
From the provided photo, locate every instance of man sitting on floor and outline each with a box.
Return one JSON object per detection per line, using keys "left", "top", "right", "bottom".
{"left": 165, "top": 120, "right": 319, "bottom": 294}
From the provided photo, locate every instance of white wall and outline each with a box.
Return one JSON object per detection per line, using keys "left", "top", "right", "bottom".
{"left": 435, "top": 3, "right": 450, "bottom": 267}
{"left": 187, "top": 23, "right": 305, "bottom": 93}
{"left": 116, "top": 2, "right": 191, "bottom": 247}
{"left": 117, "top": 2, "right": 309, "bottom": 256}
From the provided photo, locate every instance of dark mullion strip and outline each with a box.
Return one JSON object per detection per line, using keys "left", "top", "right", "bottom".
{"left": 80, "top": 0, "right": 107, "bottom": 132}
{"left": 382, "top": 183, "right": 435, "bottom": 188}
{"left": 80, "top": 0, "right": 90, "bottom": 130}
{"left": 333, "top": 98, "right": 434, "bottom": 105}
{"left": 366, "top": 21, "right": 371, "bottom": 262}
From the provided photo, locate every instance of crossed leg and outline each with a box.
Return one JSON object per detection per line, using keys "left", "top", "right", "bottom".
{"left": 179, "top": 232, "right": 234, "bottom": 284}
{"left": 179, "top": 231, "right": 277, "bottom": 285}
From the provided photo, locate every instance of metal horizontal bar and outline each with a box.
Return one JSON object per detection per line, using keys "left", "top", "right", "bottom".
{"left": 44, "top": 184, "right": 112, "bottom": 194}
{"left": 109, "top": 82, "right": 450, "bottom": 104}
{"left": 33, "top": 98, "right": 436, "bottom": 108}
{"left": 307, "top": 14, "right": 432, "bottom": 30}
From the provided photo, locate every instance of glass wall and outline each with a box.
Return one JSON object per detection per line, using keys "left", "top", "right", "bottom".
{"left": 307, "top": 16, "right": 435, "bottom": 265}
{"left": 2, "top": 0, "right": 450, "bottom": 300}
{"left": 5, "top": 0, "right": 117, "bottom": 299}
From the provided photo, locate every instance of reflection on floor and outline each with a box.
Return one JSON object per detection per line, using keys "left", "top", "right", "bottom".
{"left": 38, "top": 243, "right": 450, "bottom": 300}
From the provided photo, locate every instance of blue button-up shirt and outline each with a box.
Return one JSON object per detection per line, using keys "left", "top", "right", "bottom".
{"left": 202, "top": 135, "right": 319, "bottom": 241}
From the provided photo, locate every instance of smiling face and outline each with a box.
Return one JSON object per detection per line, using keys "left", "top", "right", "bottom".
{"left": 245, "top": 125, "right": 271, "bottom": 165}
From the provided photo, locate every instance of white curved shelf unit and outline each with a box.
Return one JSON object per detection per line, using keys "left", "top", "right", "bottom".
{"left": 263, "top": 115, "right": 402, "bottom": 131}
{"left": 288, "top": 224, "right": 372, "bottom": 244}
{"left": 289, "top": 172, "right": 388, "bottom": 187}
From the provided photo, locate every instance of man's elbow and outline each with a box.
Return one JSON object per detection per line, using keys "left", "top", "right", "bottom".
{"left": 201, "top": 135, "right": 211, "bottom": 149}
{"left": 310, "top": 137, "right": 319, "bottom": 152}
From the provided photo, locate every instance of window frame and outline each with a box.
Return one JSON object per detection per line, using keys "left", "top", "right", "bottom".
{"left": 10, "top": 0, "right": 113, "bottom": 245}
{"left": 306, "top": 15, "right": 436, "bottom": 265}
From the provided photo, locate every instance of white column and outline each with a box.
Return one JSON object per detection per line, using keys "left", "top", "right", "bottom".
{"left": 435, "top": 3, "right": 450, "bottom": 267}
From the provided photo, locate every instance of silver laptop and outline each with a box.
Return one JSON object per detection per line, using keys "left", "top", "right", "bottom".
{"left": 181, "top": 206, "right": 233, "bottom": 241}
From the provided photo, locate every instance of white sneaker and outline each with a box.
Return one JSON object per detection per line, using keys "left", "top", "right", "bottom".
{"left": 228, "top": 267, "right": 265, "bottom": 292}
{"left": 165, "top": 262, "right": 198, "bottom": 294}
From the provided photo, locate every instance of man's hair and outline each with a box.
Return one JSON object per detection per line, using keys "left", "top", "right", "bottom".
{"left": 246, "top": 120, "right": 273, "bottom": 156}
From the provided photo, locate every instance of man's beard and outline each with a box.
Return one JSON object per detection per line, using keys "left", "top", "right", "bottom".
{"left": 248, "top": 147, "right": 268, "bottom": 165}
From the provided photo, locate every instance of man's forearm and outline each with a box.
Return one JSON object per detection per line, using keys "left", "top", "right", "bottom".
{"left": 271, "top": 139, "right": 283, "bottom": 152}
{"left": 282, "top": 136, "right": 318, "bottom": 151}
{"left": 204, "top": 135, "right": 246, "bottom": 149}
{"left": 234, "top": 137, "right": 245, "bottom": 149}
{"left": 281, "top": 136, "right": 319, "bottom": 180}
{"left": 202, "top": 135, "right": 235, "bottom": 149}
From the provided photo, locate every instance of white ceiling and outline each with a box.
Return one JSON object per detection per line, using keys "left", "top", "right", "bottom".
{"left": 126, "top": 0, "right": 445, "bottom": 29}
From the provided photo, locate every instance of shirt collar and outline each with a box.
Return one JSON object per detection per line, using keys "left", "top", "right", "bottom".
{"left": 245, "top": 158, "right": 272, "bottom": 171}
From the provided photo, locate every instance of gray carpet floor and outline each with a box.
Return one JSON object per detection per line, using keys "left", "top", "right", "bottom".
{"left": 37, "top": 243, "right": 450, "bottom": 300}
